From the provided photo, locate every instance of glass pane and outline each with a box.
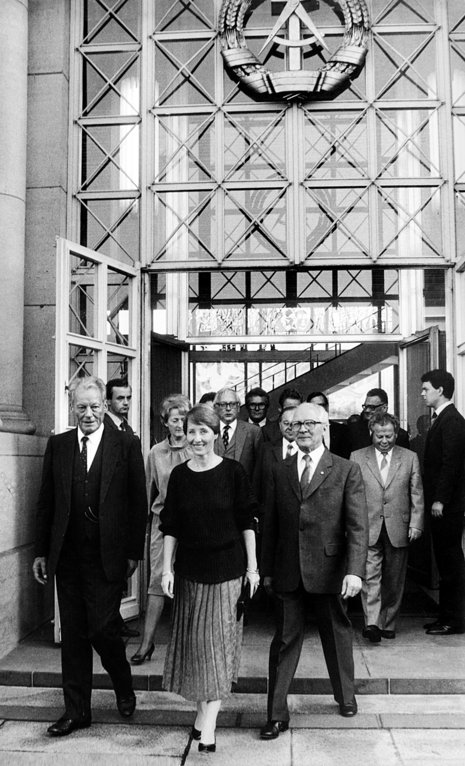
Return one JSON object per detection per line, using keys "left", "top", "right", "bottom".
{"left": 69, "top": 255, "right": 97, "bottom": 337}
{"left": 153, "top": 191, "right": 217, "bottom": 262}
{"left": 154, "top": 39, "right": 215, "bottom": 107}
{"left": 224, "top": 188, "right": 287, "bottom": 261}
{"left": 155, "top": 0, "right": 215, "bottom": 32}
{"left": 304, "top": 187, "right": 370, "bottom": 259}
{"left": 455, "top": 191, "right": 465, "bottom": 260}
{"left": 107, "top": 270, "right": 130, "bottom": 346}
{"left": 224, "top": 112, "right": 287, "bottom": 182}
{"left": 83, "top": 0, "right": 141, "bottom": 44}
{"left": 79, "top": 198, "right": 139, "bottom": 265}
{"left": 303, "top": 110, "right": 368, "bottom": 180}
{"left": 372, "top": 0, "right": 435, "bottom": 24}
{"left": 373, "top": 32, "right": 437, "bottom": 100}
{"left": 68, "top": 345, "right": 97, "bottom": 426}
{"left": 378, "top": 186, "right": 442, "bottom": 259}
{"left": 82, "top": 52, "right": 140, "bottom": 117}
{"left": 156, "top": 114, "right": 216, "bottom": 183}
{"left": 80, "top": 123, "right": 140, "bottom": 192}
{"left": 107, "top": 351, "right": 130, "bottom": 382}
{"left": 447, "top": 1, "right": 465, "bottom": 30}
{"left": 451, "top": 43, "right": 465, "bottom": 107}
{"left": 376, "top": 109, "right": 440, "bottom": 178}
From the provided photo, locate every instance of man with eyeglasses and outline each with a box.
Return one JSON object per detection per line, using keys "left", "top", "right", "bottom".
{"left": 260, "top": 403, "right": 368, "bottom": 739}
{"left": 348, "top": 388, "right": 409, "bottom": 453}
{"left": 213, "top": 387, "right": 263, "bottom": 481}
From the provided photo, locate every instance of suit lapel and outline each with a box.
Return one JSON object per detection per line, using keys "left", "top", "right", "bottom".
{"left": 365, "top": 447, "right": 384, "bottom": 487}
{"left": 60, "top": 429, "right": 77, "bottom": 510}
{"left": 100, "top": 427, "right": 120, "bottom": 505}
{"left": 286, "top": 453, "right": 301, "bottom": 502}
{"left": 384, "top": 446, "right": 401, "bottom": 489}
{"left": 304, "top": 449, "right": 333, "bottom": 498}
{"left": 233, "top": 421, "right": 247, "bottom": 460}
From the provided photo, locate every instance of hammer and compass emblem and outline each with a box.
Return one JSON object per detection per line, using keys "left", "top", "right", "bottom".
{"left": 219, "top": 0, "right": 370, "bottom": 100}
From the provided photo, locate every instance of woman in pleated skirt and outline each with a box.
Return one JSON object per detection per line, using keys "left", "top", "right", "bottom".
{"left": 160, "top": 404, "right": 259, "bottom": 753}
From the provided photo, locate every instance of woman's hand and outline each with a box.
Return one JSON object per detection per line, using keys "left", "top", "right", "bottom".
{"left": 161, "top": 571, "right": 174, "bottom": 598}
{"left": 245, "top": 568, "right": 260, "bottom": 596}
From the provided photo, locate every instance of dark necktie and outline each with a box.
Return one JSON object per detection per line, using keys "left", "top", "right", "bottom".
{"left": 120, "top": 419, "right": 127, "bottom": 431}
{"left": 286, "top": 442, "right": 293, "bottom": 458}
{"left": 431, "top": 412, "right": 437, "bottom": 427}
{"left": 223, "top": 424, "right": 230, "bottom": 449}
{"left": 300, "top": 454, "right": 312, "bottom": 494}
{"left": 80, "top": 436, "right": 88, "bottom": 476}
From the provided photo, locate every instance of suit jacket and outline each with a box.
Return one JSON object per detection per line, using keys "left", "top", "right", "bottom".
{"left": 104, "top": 411, "right": 135, "bottom": 435}
{"left": 261, "top": 419, "right": 281, "bottom": 444}
{"left": 350, "top": 445, "right": 424, "bottom": 547}
{"left": 35, "top": 426, "right": 147, "bottom": 582}
{"left": 327, "top": 421, "right": 351, "bottom": 459}
{"left": 348, "top": 419, "right": 410, "bottom": 452}
{"left": 261, "top": 449, "right": 368, "bottom": 594}
{"left": 422, "top": 403, "right": 465, "bottom": 515}
{"left": 214, "top": 419, "right": 263, "bottom": 481}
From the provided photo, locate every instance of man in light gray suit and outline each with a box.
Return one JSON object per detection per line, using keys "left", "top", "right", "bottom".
{"left": 350, "top": 412, "right": 424, "bottom": 642}
{"left": 213, "top": 387, "right": 263, "bottom": 482}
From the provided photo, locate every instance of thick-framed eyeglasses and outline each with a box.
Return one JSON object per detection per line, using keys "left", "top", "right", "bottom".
{"left": 248, "top": 402, "right": 266, "bottom": 409}
{"left": 215, "top": 401, "right": 239, "bottom": 409}
{"left": 291, "top": 420, "right": 323, "bottom": 431}
{"left": 361, "top": 403, "right": 383, "bottom": 412}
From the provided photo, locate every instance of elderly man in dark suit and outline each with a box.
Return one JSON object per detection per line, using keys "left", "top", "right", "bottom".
{"left": 350, "top": 412, "right": 424, "bottom": 642}
{"left": 421, "top": 369, "right": 465, "bottom": 636}
{"left": 213, "top": 387, "right": 263, "bottom": 481}
{"left": 33, "top": 376, "right": 147, "bottom": 736}
{"left": 260, "top": 403, "right": 368, "bottom": 739}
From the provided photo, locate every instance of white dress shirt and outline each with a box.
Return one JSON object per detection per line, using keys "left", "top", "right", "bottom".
{"left": 375, "top": 447, "right": 392, "bottom": 485}
{"left": 282, "top": 439, "right": 297, "bottom": 459}
{"left": 77, "top": 424, "right": 104, "bottom": 471}
{"left": 296, "top": 443, "right": 325, "bottom": 482}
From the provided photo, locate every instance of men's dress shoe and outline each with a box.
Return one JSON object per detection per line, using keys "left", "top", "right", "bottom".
{"left": 47, "top": 715, "right": 91, "bottom": 737}
{"left": 259, "top": 720, "right": 289, "bottom": 740}
{"left": 339, "top": 698, "right": 358, "bottom": 718}
{"left": 423, "top": 619, "right": 442, "bottom": 630}
{"left": 381, "top": 630, "right": 396, "bottom": 639}
{"left": 198, "top": 741, "right": 216, "bottom": 753}
{"left": 116, "top": 692, "right": 136, "bottom": 717}
{"left": 120, "top": 623, "right": 140, "bottom": 638}
{"left": 426, "top": 624, "right": 464, "bottom": 636}
{"left": 362, "top": 625, "right": 381, "bottom": 643}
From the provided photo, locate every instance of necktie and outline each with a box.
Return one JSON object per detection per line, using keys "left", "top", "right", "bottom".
{"left": 380, "top": 453, "right": 388, "bottom": 484}
{"left": 431, "top": 412, "right": 437, "bottom": 427}
{"left": 286, "top": 442, "right": 294, "bottom": 458}
{"left": 300, "top": 454, "right": 312, "bottom": 494}
{"left": 223, "top": 424, "right": 230, "bottom": 449}
{"left": 120, "top": 419, "right": 127, "bottom": 431}
{"left": 80, "top": 436, "right": 88, "bottom": 476}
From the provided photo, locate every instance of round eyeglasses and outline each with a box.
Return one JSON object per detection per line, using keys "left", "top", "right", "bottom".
{"left": 291, "top": 420, "right": 323, "bottom": 431}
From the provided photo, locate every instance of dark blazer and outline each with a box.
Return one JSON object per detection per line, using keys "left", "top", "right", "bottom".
{"left": 423, "top": 404, "right": 465, "bottom": 514}
{"left": 214, "top": 419, "right": 263, "bottom": 481}
{"left": 328, "top": 421, "right": 351, "bottom": 459}
{"left": 35, "top": 426, "right": 147, "bottom": 582}
{"left": 261, "top": 419, "right": 281, "bottom": 444}
{"left": 261, "top": 449, "right": 368, "bottom": 594}
{"left": 348, "top": 418, "right": 410, "bottom": 452}
{"left": 104, "top": 412, "right": 135, "bottom": 435}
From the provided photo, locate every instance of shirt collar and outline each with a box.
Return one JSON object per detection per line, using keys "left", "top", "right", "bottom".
{"left": 106, "top": 410, "right": 124, "bottom": 428}
{"left": 222, "top": 419, "right": 237, "bottom": 437}
{"left": 434, "top": 401, "right": 453, "bottom": 417}
{"left": 77, "top": 423, "right": 104, "bottom": 445}
{"left": 375, "top": 447, "right": 392, "bottom": 465}
{"left": 297, "top": 442, "right": 325, "bottom": 465}
{"left": 249, "top": 417, "right": 267, "bottom": 428}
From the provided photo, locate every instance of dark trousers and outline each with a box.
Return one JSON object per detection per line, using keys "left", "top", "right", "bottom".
{"left": 56, "top": 540, "right": 133, "bottom": 719}
{"left": 267, "top": 583, "right": 355, "bottom": 722}
{"left": 431, "top": 512, "right": 465, "bottom": 630}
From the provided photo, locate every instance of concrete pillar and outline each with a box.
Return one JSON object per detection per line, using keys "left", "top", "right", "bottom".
{"left": 0, "top": 0, "right": 35, "bottom": 433}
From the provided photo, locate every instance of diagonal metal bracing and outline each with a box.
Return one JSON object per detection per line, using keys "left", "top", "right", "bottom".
{"left": 376, "top": 184, "right": 442, "bottom": 257}
{"left": 78, "top": 197, "right": 138, "bottom": 261}
{"left": 83, "top": 0, "right": 138, "bottom": 44}
{"left": 302, "top": 107, "right": 369, "bottom": 179}
{"left": 373, "top": 28, "right": 437, "bottom": 100}
{"left": 223, "top": 186, "right": 289, "bottom": 259}
{"left": 304, "top": 186, "right": 371, "bottom": 258}
{"left": 80, "top": 49, "right": 140, "bottom": 116}
{"left": 223, "top": 110, "right": 288, "bottom": 181}
{"left": 154, "top": 37, "right": 216, "bottom": 106}
{"left": 154, "top": 189, "right": 216, "bottom": 260}
{"left": 375, "top": 105, "right": 441, "bottom": 178}
{"left": 79, "top": 121, "right": 140, "bottom": 191}
{"left": 155, "top": 112, "right": 218, "bottom": 183}
{"left": 155, "top": 0, "right": 214, "bottom": 34}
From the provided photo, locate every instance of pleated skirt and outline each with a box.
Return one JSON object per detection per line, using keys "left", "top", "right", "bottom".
{"left": 162, "top": 575, "right": 243, "bottom": 701}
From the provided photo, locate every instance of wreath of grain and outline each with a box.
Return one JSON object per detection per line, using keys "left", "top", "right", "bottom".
{"left": 218, "top": 0, "right": 370, "bottom": 100}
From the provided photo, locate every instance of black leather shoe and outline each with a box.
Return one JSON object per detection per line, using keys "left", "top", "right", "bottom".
{"left": 47, "top": 715, "right": 91, "bottom": 737}
{"left": 381, "top": 630, "right": 396, "bottom": 639}
{"left": 362, "top": 625, "right": 381, "bottom": 643}
{"left": 339, "top": 698, "right": 358, "bottom": 717}
{"left": 423, "top": 619, "right": 442, "bottom": 630}
{"left": 120, "top": 623, "right": 140, "bottom": 638}
{"left": 116, "top": 692, "right": 136, "bottom": 717}
{"left": 426, "top": 624, "right": 464, "bottom": 636}
{"left": 260, "top": 720, "right": 289, "bottom": 740}
{"left": 198, "top": 741, "right": 216, "bottom": 753}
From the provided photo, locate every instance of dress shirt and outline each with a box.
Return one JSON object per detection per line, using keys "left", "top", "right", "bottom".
{"left": 433, "top": 401, "right": 453, "bottom": 419}
{"left": 296, "top": 443, "right": 325, "bottom": 482}
{"left": 375, "top": 447, "right": 392, "bottom": 485}
{"left": 77, "top": 424, "right": 104, "bottom": 471}
{"left": 106, "top": 410, "right": 125, "bottom": 429}
{"left": 249, "top": 417, "right": 267, "bottom": 428}
{"left": 282, "top": 439, "right": 297, "bottom": 459}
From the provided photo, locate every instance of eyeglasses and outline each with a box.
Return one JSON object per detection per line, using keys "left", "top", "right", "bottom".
{"left": 361, "top": 403, "right": 383, "bottom": 412}
{"left": 281, "top": 420, "right": 293, "bottom": 428}
{"left": 248, "top": 403, "right": 266, "bottom": 409}
{"left": 291, "top": 420, "right": 323, "bottom": 431}
{"left": 215, "top": 401, "right": 239, "bottom": 409}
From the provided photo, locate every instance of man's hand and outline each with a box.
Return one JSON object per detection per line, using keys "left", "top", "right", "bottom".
{"left": 126, "top": 559, "right": 138, "bottom": 578}
{"left": 431, "top": 501, "right": 444, "bottom": 518}
{"left": 33, "top": 557, "right": 48, "bottom": 585}
{"left": 408, "top": 527, "right": 422, "bottom": 542}
{"left": 263, "top": 576, "right": 274, "bottom": 597}
{"left": 341, "top": 574, "right": 362, "bottom": 600}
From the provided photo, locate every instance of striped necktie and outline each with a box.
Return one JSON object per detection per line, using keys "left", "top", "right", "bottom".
{"left": 80, "top": 436, "right": 88, "bottom": 476}
{"left": 223, "top": 424, "right": 230, "bottom": 449}
{"left": 300, "top": 454, "right": 312, "bottom": 494}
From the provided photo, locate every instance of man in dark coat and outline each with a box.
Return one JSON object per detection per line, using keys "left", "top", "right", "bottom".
{"left": 306, "top": 391, "right": 351, "bottom": 458}
{"left": 348, "top": 387, "right": 410, "bottom": 452}
{"left": 105, "top": 378, "right": 134, "bottom": 434}
{"left": 33, "top": 376, "right": 147, "bottom": 736}
{"left": 260, "top": 403, "right": 368, "bottom": 739}
{"left": 421, "top": 369, "right": 465, "bottom": 635}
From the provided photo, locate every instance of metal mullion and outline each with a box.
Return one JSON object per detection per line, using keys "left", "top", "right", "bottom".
{"left": 66, "top": 240, "right": 138, "bottom": 276}
{"left": 151, "top": 105, "right": 216, "bottom": 116}
{"left": 216, "top": 40, "right": 225, "bottom": 263}
{"left": 79, "top": 43, "right": 141, "bottom": 54}
{"left": 77, "top": 190, "right": 140, "bottom": 200}
{"left": 81, "top": 50, "right": 140, "bottom": 116}
{"left": 154, "top": 37, "right": 216, "bottom": 106}
{"left": 140, "top": 0, "right": 152, "bottom": 270}
{"left": 150, "top": 182, "right": 215, "bottom": 192}
{"left": 79, "top": 115, "right": 140, "bottom": 126}
{"left": 373, "top": 24, "right": 438, "bottom": 34}
{"left": 223, "top": 186, "right": 289, "bottom": 259}
{"left": 222, "top": 180, "right": 286, "bottom": 190}
{"left": 83, "top": 0, "right": 139, "bottom": 45}
{"left": 151, "top": 31, "right": 216, "bottom": 42}
{"left": 372, "top": 99, "right": 441, "bottom": 109}
{"left": 303, "top": 179, "right": 370, "bottom": 188}
{"left": 79, "top": 122, "right": 139, "bottom": 191}
{"left": 374, "top": 178, "right": 443, "bottom": 187}
{"left": 289, "top": 104, "right": 302, "bottom": 265}
{"left": 65, "top": 332, "right": 104, "bottom": 351}
{"left": 105, "top": 341, "right": 137, "bottom": 357}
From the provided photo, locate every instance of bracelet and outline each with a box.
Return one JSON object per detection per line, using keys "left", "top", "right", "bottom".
{"left": 247, "top": 568, "right": 259, "bottom": 574}
{"left": 162, "top": 571, "right": 172, "bottom": 576}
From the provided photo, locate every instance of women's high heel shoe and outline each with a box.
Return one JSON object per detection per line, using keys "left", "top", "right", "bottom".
{"left": 130, "top": 643, "right": 154, "bottom": 665}
{"left": 198, "top": 741, "right": 216, "bottom": 754}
